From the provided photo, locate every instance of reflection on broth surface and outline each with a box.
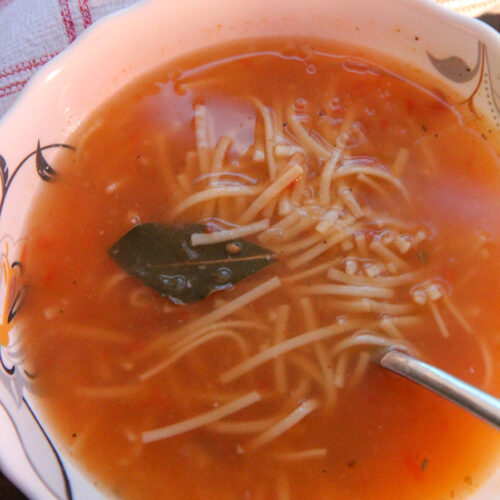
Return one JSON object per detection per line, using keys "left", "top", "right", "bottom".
{"left": 20, "top": 39, "right": 500, "bottom": 499}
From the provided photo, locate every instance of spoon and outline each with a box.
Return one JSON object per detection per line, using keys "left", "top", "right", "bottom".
{"left": 376, "top": 348, "right": 500, "bottom": 430}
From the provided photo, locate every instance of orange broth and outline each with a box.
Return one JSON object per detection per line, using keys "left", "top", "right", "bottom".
{"left": 20, "top": 39, "right": 500, "bottom": 499}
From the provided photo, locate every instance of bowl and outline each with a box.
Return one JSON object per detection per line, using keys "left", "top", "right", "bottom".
{"left": 0, "top": 0, "right": 499, "bottom": 498}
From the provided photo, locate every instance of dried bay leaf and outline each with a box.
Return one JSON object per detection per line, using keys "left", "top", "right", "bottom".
{"left": 109, "top": 223, "right": 276, "bottom": 304}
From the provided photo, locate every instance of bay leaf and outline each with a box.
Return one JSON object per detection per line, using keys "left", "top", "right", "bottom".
{"left": 108, "top": 223, "right": 276, "bottom": 304}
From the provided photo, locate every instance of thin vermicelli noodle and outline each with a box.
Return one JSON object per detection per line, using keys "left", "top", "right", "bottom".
{"left": 273, "top": 304, "right": 290, "bottom": 394}
{"left": 19, "top": 39, "right": 500, "bottom": 500}
{"left": 272, "top": 448, "right": 328, "bottom": 462}
{"left": 142, "top": 391, "right": 262, "bottom": 443}
{"left": 139, "top": 329, "right": 250, "bottom": 381}
{"left": 246, "top": 399, "right": 320, "bottom": 451}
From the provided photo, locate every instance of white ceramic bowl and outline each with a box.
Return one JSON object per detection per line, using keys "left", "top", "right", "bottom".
{"left": 0, "top": 0, "right": 499, "bottom": 498}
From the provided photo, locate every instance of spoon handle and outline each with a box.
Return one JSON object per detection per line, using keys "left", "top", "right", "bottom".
{"left": 378, "top": 349, "right": 500, "bottom": 430}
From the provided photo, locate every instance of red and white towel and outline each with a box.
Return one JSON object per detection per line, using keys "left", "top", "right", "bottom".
{"left": 0, "top": 0, "right": 499, "bottom": 118}
{"left": 0, "top": 0, "right": 138, "bottom": 116}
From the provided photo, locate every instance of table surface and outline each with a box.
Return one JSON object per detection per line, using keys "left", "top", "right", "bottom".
{"left": 0, "top": 471, "right": 27, "bottom": 500}
{"left": 0, "top": 12, "right": 499, "bottom": 500}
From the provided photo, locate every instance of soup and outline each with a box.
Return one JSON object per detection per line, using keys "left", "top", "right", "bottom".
{"left": 17, "top": 39, "right": 500, "bottom": 499}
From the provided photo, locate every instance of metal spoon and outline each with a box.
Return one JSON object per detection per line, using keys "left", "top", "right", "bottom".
{"left": 376, "top": 349, "right": 500, "bottom": 430}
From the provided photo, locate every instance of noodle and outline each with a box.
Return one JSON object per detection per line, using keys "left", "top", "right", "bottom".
{"left": 428, "top": 301, "right": 450, "bottom": 338}
{"left": 330, "top": 333, "right": 406, "bottom": 357}
{"left": 278, "top": 214, "right": 319, "bottom": 243}
{"left": 273, "top": 305, "right": 290, "bottom": 394}
{"left": 282, "top": 258, "right": 342, "bottom": 284}
{"left": 258, "top": 210, "right": 303, "bottom": 243}
{"left": 332, "top": 165, "right": 408, "bottom": 199}
{"left": 142, "top": 391, "right": 261, "bottom": 443}
{"left": 369, "top": 240, "right": 409, "bottom": 271}
{"left": 316, "top": 206, "right": 342, "bottom": 235}
{"left": 207, "top": 416, "right": 279, "bottom": 435}
{"left": 287, "top": 227, "right": 356, "bottom": 269}
{"left": 354, "top": 233, "right": 368, "bottom": 257}
{"left": 209, "top": 136, "right": 233, "bottom": 184}
{"left": 334, "top": 352, "right": 350, "bottom": 388}
{"left": 286, "top": 104, "right": 331, "bottom": 159}
{"left": 276, "top": 472, "right": 291, "bottom": 500}
{"left": 338, "top": 183, "right": 363, "bottom": 218}
{"left": 190, "top": 219, "right": 270, "bottom": 246}
{"left": 175, "top": 277, "right": 281, "bottom": 338}
{"left": 287, "top": 352, "right": 325, "bottom": 387}
{"left": 176, "top": 173, "right": 192, "bottom": 194}
{"left": 442, "top": 295, "right": 473, "bottom": 334}
{"left": 251, "top": 98, "right": 278, "bottom": 179}
{"left": 238, "top": 164, "right": 304, "bottom": 224}
{"left": 290, "top": 164, "right": 307, "bottom": 204}
{"left": 300, "top": 297, "right": 337, "bottom": 409}
{"left": 219, "top": 320, "right": 364, "bottom": 384}
{"left": 204, "top": 136, "right": 233, "bottom": 216}
{"left": 294, "top": 284, "right": 395, "bottom": 300}
{"left": 140, "top": 329, "right": 249, "bottom": 381}
{"left": 138, "top": 320, "right": 269, "bottom": 361}
{"left": 278, "top": 189, "right": 292, "bottom": 216}
{"left": 379, "top": 318, "right": 404, "bottom": 339}
{"left": 272, "top": 449, "right": 328, "bottom": 461}
{"left": 357, "top": 173, "right": 389, "bottom": 199}
{"left": 173, "top": 186, "right": 260, "bottom": 217}
{"left": 274, "top": 144, "right": 305, "bottom": 158}
{"left": 318, "top": 151, "right": 342, "bottom": 206}
{"left": 261, "top": 195, "right": 279, "bottom": 218}
{"left": 246, "top": 399, "right": 319, "bottom": 451}
{"left": 194, "top": 104, "right": 211, "bottom": 173}
{"left": 327, "top": 268, "right": 418, "bottom": 287}
{"left": 478, "top": 337, "right": 494, "bottom": 389}
{"left": 171, "top": 320, "right": 269, "bottom": 353}
{"left": 185, "top": 150, "right": 198, "bottom": 179}
{"left": 276, "top": 231, "right": 331, "bottom": 255}
{"left": 351, "top": 351, "right": 371, "bottom": 386}
{"left": 392, "top": 147, "right": 410, "bottom": 178}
